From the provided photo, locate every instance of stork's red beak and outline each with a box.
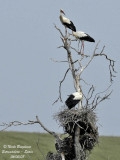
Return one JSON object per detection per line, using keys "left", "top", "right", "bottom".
{"left": 62, "top": 11, "right": 65, "bottom": 15}
{"left": 60, "top": 9, "right": 65, "bottom": 15}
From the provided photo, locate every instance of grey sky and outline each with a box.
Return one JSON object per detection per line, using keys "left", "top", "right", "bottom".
{"left": 0, "top": 0, "right": 120, "bottom": 136}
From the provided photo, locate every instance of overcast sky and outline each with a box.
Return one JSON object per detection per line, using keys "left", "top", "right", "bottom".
{"left": 0, "top": 0, "right": 120, "bottom": 136}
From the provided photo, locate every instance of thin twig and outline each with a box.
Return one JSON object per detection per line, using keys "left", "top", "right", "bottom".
{"left": 94, "top": 52, "right": 116, "bottom": 82}
{"left": 50, "top": 58, "right": 68, "bottom": 63}
{"left": 80, "top": 41, "right": 100, "bottom": 75}
{"left": 80, "top": 78, "right": 92, "bottom": 86}
{"left": 71, "top": 46, "right": 90, "bottom": 57}
{"left": 53, "top": 68, "right": 70, "bottom": 105}
{"left": 54, "top": 24, "right": 64, "bottom": 38}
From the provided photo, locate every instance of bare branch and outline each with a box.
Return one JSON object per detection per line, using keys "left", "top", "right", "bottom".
{"left": 0, "top": 116, "right": 57, "bottom": 137}
{"left": 53, "top": 68, "right": 70, "bottom": 105}
{"left": 80, "top": 78, "right": 92, "bottom": 86}
{"left": 57, "top": 45, "right": 64, "bottom": 49}
{"left": 93, "top": 84, "right": 112, "bottom": 98}
{"left": 72, "top": 59, "right": 79, "bottom": 64}
{"left": 54, "top": 25, "right": 78, "bottom": 90}
{"left": 87, "top": 85, "right": 95, "bottom": 100}
{"left": 71, "top": 46, "right": 90, "bottom": 58}
{"left": 91, "top": 91, "right": 112, "bottom": 110}
{"left": 80, "top": 41, "right": 100, "bottom": 75}
{"left": 76, "top": 41, "right": 116, "bottom": 83}
{"left": 54, "top": 24, "right": 64, "bottom": 38}
{"left": 50, "top": 58, "right": 68, "bottom": 63}
{"left": 36, "top": 116, "right": 56, "bottom": 136}
{"left": 0, "top": 120, "right": 37, "bottom": 131}
{"left": 84, "top": 84, "right": 112, "bottom": 110}
{"left": 94, "top": 52, "right": 116, "bottom": 82}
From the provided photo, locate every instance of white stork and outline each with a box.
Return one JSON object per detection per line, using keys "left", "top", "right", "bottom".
{"left": 73, "top": 31, "right": 95, "bottom": 55}
{"left": 59, "top": 9, "right": 76, "bottom": 34}
{"left": 65, "top": 92, "right": 83, "bottom": 109}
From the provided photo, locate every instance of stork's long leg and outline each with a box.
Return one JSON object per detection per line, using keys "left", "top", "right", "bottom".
{"left": 79, "top": 41, "right": 84, "bottom": 56}
{"left": 82, "top": 41, "right": 84, "bottom": 55}
{"left": 65, "top": 26, "right": 67, "bottom": 36}
{"left": 78, "top": 39, "right": 80, "bottom": 51}
{"left": 80, "top": 41, "right": 83, "bottom": 54}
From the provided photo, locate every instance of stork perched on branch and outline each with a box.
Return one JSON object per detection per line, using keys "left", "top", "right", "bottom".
{"left": 72, "top": 31, "right": 95, "bottom": 55}
{"left": 59, "top": 9, "right": 76, "bottom": 34}
{"left": 65, "top": 92, "right": 83, "bottom": 109}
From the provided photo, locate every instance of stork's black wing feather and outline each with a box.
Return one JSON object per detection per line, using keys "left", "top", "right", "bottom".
{"left": 63, "top": 21, "right": 76, "bottom": 32}
{"left": 65, "top": 95, "right": 80, "bottom": 109}
{"left": 80, "top": 34, "right": 95, "bottom": 42}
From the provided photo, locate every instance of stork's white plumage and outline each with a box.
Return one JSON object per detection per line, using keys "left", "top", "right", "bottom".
{"left": 59, "top": 9, "right": 76, "bottom": 34}
{"left": 65, "top": 92, "right": 83, "bottom": 109}
{"left": 73, "top": 31, "right": 95, "bottom": 54}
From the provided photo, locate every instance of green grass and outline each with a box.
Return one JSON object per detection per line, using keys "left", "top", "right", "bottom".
{"left": 0, "top": 131, "right": 55, "bottom": 160}
{"left": 89, "top": 136, "right": 120, "bottom": 160}
{"left": 0, "top": 132, "right": 120, "bottom": 160}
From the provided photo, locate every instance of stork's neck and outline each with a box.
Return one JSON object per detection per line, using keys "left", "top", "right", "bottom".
{"left": 73, "top": 31, "right": 76, "bottom": 36}
{"left": 60, "top": 12, "right": 63, "bottom": 17}
{"left": 59, "top": 14, "right": 63, "bottom": 24}
{"left": 73, "top": 31, "right": 78, "bottom": 39}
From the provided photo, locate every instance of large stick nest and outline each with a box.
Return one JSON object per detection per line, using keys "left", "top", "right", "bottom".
{"left": 55, "top": 137, "right": 75, "bottom": 160}
{"left": 46, "top": 152, "right": 61, "bottom": 160}
{"left": 46, "top": 137, "right": 87, "bottom": 160}
{"left": 46, "top": 137, "right": 76, "bottom": 160}
{"left": 54, "top": 108, "right": 99, "bottom": 151}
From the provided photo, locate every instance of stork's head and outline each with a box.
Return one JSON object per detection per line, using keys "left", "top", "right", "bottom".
{"left": 60, "top": 9, "right": 65, "bottom": 15}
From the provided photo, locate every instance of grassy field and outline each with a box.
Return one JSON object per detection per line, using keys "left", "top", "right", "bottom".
{"left": 0, "top": 131, "right": 120, "bottom": 160}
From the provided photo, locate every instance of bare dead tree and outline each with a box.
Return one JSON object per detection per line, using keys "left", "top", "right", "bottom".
{"left": 0, "top": 21, "right": 116, "bottom": 160}
{"left": 53, "top": 24, "right": 116, "bottom": 160}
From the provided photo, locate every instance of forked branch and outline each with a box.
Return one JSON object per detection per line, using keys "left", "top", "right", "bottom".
{"left": 0, "top": 116, "right": 65, "bottom": 159}
{"left": 84, "top": 84, "right": 112, "bottom": 110}
{"left": 94, "top": 52, "right": 116, "bottom": 82}
{"left": 0, "top": 116, "right": 55, "bottom": 136}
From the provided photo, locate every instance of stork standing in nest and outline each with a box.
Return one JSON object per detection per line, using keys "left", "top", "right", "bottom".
{"left": 72, "top": 31, "right": 95, "bottom": 55}
{"left": 59, "top": 9, "right": 76, "bottom": 35}
{"left": 65, "top": 92, "right": 83, "bottom": 109}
